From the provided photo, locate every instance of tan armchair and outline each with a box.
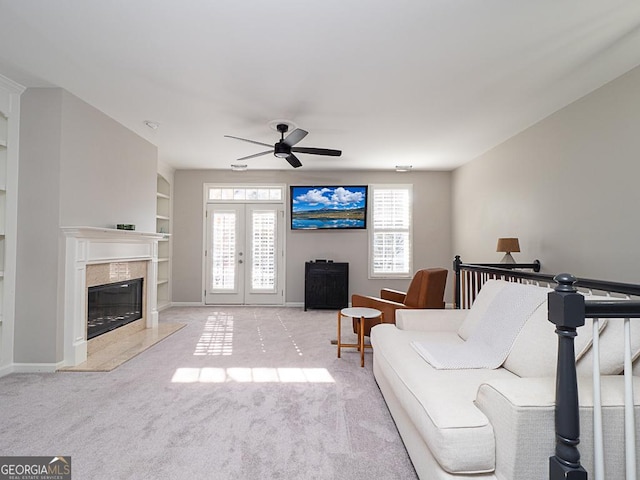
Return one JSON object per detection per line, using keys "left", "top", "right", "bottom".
{"left": 351, "top": 268, "right": 448, "bottom": 336}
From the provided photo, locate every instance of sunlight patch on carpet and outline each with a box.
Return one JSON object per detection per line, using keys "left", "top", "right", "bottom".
{"left": 195, "top": 314, "right": 234, "bottom": 355}
{"left": 171, "top": 367, "right": 335, "bottom": 383}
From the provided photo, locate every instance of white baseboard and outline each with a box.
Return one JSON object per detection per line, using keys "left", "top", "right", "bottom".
{"left": 0, "top": 363, "right": 15, "bottom": 378}
{"left": 285, "top": 302, "right": 304, "bottom": 308}
{"left": 12, "top": 363, "right": 61, "bottom": 373}
{"left": 170, "top": 302, "right": 306, "bottom": 308}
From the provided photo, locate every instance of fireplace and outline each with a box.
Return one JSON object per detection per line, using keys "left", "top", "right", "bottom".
{"left": 61, "top": 227, "right": 162, "bottom": 367}
{"left": 87, "top": 278, "right": 144, "bottom": 339}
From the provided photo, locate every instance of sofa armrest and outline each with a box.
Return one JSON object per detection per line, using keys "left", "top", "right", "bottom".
{"left": 395, "top": 308, "right": 467, "bottom": 332}
{"left": 475, "top": 375, "right": 640, "bottom": 480}
{"left": 475, "top": 377, "right": 555, "bottom": 480}
{"left": 380, "top": 288, "right": 407, "bottom": 303}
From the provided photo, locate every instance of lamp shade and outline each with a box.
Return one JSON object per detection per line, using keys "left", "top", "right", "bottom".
{"left": 496, "top": 237, "right": 520, "bottom": 253}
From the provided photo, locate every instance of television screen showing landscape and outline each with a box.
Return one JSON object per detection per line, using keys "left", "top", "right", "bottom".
{"left": 290, "top": 186, "right": 368, "bottom": 230}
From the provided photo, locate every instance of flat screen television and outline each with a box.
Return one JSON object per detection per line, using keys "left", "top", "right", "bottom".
{"left": 290, "top": 185, "right": 368, "bottom": 230}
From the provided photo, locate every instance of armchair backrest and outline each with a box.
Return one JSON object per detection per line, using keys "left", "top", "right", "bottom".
{"left": 404, "top": 268, "right": 448, "bottom": 308}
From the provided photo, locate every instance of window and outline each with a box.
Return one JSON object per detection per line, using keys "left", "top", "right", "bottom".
{"left": 369, "top": 185, "right": 412, "bottom": 278}
{"left": 206, "top": 185, "right": 283, "bottom": 203}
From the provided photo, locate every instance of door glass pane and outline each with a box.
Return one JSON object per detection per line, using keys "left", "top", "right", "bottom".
{"left": 251, "top": 210, "right": 276, "bottom": 290}
{"left": 211, "top": 212, "right": 236, "bottom": 290}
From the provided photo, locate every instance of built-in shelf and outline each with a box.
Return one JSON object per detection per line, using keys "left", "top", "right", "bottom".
{"left": 0, "top": 76, "right": 22, "bottom": 372}
{"left": 156, "top": 174, "right": 171, "bottom": 311}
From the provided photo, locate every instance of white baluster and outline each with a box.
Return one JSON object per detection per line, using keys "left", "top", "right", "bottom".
{"left": 592, "top": 318, "right": 604, "bottom": 480}
{"left": 624, "top": 317, "right": 637, "bottom": 480}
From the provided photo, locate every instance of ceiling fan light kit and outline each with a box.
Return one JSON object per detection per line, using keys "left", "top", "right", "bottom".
{"left": 225, "top": 122, "right": 341, "bottom": 168}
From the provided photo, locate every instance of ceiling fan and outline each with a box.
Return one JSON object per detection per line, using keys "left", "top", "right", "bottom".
{"left": 224, "top": 123, "right": 341, "bottom": 168}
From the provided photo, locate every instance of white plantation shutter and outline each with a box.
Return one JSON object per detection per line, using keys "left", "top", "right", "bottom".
{"left": 211, "top": 212, "right": 236, "bottom": 290}
{"left": 251, "top": 210, "right": 276, "bottom": 291}
{"left": 370, "top": 185, "right": 412, "bottom": 278}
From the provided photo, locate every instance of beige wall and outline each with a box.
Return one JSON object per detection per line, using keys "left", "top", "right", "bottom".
{"left": 14, "top": 89, "right": 63, "bottom": 364}
{"left": 172, "top": 169, "right": 453, "bottom": 304}
{"left": 58, "top": 90, "right": 156, "bottom": 231}
{"left": 452, "top": 64, "right": 640, "bottom": 283}
{"left": 14, "top": 87, "right": 158, "bottom": 364}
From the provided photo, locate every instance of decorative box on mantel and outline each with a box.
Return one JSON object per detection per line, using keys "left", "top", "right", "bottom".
{"left": 60, "top": 226, "right": 164, "bottom": 367}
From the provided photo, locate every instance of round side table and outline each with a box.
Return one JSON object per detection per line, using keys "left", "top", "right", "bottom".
{"left": 337, "top": 307, "right": 383, "bottom": 367}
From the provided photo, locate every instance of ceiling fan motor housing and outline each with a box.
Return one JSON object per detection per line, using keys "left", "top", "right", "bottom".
{"left": 274, "top": 141, "right": 290, "bottom": 158}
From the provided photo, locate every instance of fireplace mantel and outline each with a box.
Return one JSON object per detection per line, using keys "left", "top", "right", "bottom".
{"left": 61, "top": 226, "right": 164, "bottom": 367}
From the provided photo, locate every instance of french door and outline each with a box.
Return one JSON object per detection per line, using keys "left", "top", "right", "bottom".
{"left": 205, "top": 203, "right": 284, "bottom": 305}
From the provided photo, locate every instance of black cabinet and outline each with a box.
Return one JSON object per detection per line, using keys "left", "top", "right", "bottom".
{"left": 304, "top": 262, "right": 349, "bottom": 311}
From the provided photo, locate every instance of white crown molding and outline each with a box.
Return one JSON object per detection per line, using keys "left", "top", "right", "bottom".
{"left": 0, "top": 73, "right": 25, "bottom": 94}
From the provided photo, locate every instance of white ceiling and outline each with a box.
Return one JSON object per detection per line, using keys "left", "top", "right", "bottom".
{"left": 1, "top": 1, "right": 640, "bottom": 172}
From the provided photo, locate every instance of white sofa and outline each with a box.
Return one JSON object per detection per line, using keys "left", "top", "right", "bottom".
{"left": 370, "top": 279, "right": 640, "bottom": 480}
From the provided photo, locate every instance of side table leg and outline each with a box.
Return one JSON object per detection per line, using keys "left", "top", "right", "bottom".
{"left": 360, "top": 316, "right": 365, "bottom": 367}
{"left": 337, "top": 311, "right": 341, "bottom": 358}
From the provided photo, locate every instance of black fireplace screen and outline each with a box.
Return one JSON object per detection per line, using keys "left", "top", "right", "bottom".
{"left": 87, "top": 278, "right": 143, "bottom": 340}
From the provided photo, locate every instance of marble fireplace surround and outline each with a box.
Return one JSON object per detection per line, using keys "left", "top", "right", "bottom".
{"left": 61, "top": 227, "right": 164, "bottom": 367}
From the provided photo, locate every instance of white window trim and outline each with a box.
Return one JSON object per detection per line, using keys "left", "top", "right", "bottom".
{"left": 201, "top": 184, "right": 286, "bottom": 304}
{"left": 368, "top": 184, "right": 413, "bottom": 279}
{"left": 204, "top": 184, "right": 286, "bottom": 204}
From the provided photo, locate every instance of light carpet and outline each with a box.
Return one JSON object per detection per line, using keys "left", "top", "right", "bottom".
{"left": 0, "top": 306, "right": 417, "bottom": 480}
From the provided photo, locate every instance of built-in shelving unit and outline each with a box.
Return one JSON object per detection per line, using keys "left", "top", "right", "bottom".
{"left": 0, "top": 113, "right": 6, "bottom": 325}
{"left": 0, "top": 74, "right": 23, "bottom": 374}
{"left": 156, "top": 174, "right": 171, "bottom": 310}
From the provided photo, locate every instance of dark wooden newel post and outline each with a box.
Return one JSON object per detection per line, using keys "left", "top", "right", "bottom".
{"left": 548, "top": 273, "right": 588, "bottom": 480}
{"left": 453, "top": 255, "right": 462, "bottom": 309}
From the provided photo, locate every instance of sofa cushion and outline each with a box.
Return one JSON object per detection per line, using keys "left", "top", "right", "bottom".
{"left": 503, "top": 299, "right": 603, "bottom": 378}
{"left": 457, "top": 279, "right": 507, "bottom": 341}
{"left": 414, "top": 281, "right": 548, "bottom": 370}
{"left": 457, "top": 281, "right": 605, "bottom": 377}
{"left": 396, "top": 308, "right": 467, "bottom": 332}
{"left": 371, "top": 323, "right": 517, "bottom": 474}
{"left": 504, "top": 293, "right": 637, "bottom": 378}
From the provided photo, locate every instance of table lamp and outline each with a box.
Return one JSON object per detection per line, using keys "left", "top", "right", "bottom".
{"left": 496, "top": 237, "right": 520, "bottom": 264}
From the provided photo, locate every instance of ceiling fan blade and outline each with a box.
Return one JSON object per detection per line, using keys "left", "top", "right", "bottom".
{"left": 292, "top": 146, "right": 342, "bottom": 157}
{"left": 283, "top": 129, "right": 308, "bottom": 147}
{"left": 236, "top": 150, "right": 273, "bottom": 161}
{"left": 224, "top": 135, "right": 273, "bottom": 148}
{"left": 286, "top": 153, "right": 303, "bottom": 168}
